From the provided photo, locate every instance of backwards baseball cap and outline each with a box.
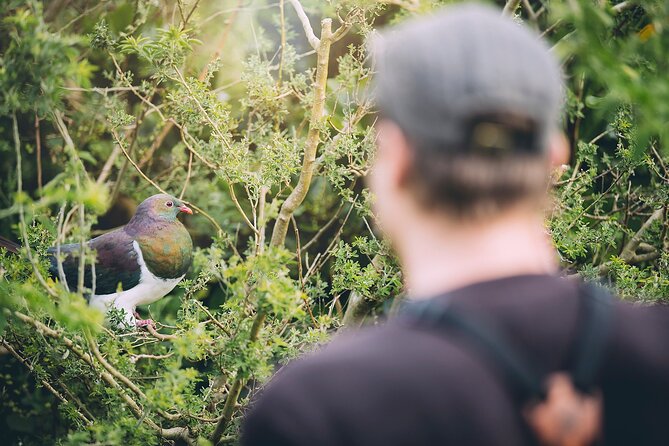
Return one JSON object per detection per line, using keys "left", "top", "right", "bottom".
{"left": 371, "top": 3, "right": 563, "bottom": 156}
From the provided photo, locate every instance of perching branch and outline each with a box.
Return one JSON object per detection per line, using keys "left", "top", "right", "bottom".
{"left": 1, "top": 339, "right": 93, "bottom": 425}
{"left": 86, "top": 331, "right": 182, "bottom": 422}
{"left": 145, "top": 324, "right": 179, "bottom": 341}
{"left": 12, "top": 311, "right": 194, "bottom": 444}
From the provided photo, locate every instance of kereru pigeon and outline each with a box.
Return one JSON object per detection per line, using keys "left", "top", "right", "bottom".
{"left": 1, "top": 194, "right": 194, "bottom": 327}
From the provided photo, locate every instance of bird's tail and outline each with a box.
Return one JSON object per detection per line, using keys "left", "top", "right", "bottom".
{"left": 0, "top": 235, "right": 20, "bottom": 254}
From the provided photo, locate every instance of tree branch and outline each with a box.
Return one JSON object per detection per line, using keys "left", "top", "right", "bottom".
{"left": 1, "top": 339, "right": 93, "bottom": 425}
{"left": 270, "top": 18, "right": 333, "bottom": 248}
{"left": 619, "top": 208, "right": 663, "bottom": 263}
{"left": 210, "top": 311, "right": 266, "bottom": 445}
{"left": 288, "top": 0, "right": 320, "bottom": 50}
{"left": 229, "top": 183, "right": 259, "bottom": 235}
{"left": 503, "top": 0, "right": 521, "bottom": 16}
{"left": 341, "top": 254, "right": 383, "bottom": 327}
{"left": 145, "top": 324, "right": 178, "bottom": 341}
{"left": 612, "top": 1, "right": 635, "bottom": 13}
{"left": 597, "top": 207, "right": 664, "bottom": 276}
{"left": 111, "top": 129, "right": 224, "bottom": 237}
{"left": 11, "top": 311, "right": 194, "bottom": 442}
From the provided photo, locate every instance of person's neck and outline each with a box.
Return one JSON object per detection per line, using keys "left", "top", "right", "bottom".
{"left": 397, "top": 209, "right": 558, "bottom": 300}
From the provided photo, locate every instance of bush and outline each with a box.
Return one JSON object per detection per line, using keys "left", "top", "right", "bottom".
{"left": 0, "top": 0, "right": 668, "bottom": 444}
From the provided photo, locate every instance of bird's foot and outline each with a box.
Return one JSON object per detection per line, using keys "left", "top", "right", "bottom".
{"left": 135, "top": 318, "right": 156, "bottom": 328}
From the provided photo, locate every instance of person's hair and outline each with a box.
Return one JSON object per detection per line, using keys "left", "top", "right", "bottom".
{"left": 405, "top": 147, "right": 550, "bottom": 220}
{"left": 400, "top": 111, "right": 552, "bottom": 220}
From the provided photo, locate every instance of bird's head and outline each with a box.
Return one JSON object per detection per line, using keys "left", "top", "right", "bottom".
{"left": 135, "top": 194, "right": 193, "bottom": 222}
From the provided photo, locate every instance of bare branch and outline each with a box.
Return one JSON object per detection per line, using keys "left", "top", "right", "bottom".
{"left": 12, "top": 312, "right": 194, "bottom": 442}
{"left": 620, "top": 208, "right": 664, "bottom": 262}
{"left": 288, "top": 0, "right": 320, "bottom": 50}
{"left": 194, "top": 299, "right": 231, "bottom": 336}
{"left": 145, "top": 324, "right": 178, "bottom": 341}
{"left": 229, "top": 183, "right": 259, "bottom": 235}
{"left": 270, "top": 18, "right": 334, "bottom": 247}
{"left": 503, "top": 0, "right": 521, "bottom": 16}
{"left": 612, "top": 1, "right": 635, "bottom": 13}
{"left": 597, "top": 208, "right": 664, "bottom": 276}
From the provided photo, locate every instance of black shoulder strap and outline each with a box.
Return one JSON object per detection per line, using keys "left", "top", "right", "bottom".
{"left": 404, "top": 281, "right": 614, "bottom": 401}
{"left": 571, "top": 282, "right": 615, "bottom": 393}
{"left": 408, "top": 300, "right": 546, "bottom": 399}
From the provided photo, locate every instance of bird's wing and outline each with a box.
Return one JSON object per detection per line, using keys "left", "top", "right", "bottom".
{"left": 47, "top": 229, "right": 141, "bottom": 296}
{"left": 0, "top": 235, "right": 20, "bottom": 254}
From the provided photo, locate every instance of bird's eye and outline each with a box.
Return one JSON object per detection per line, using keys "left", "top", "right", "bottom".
{"left": 166, "top": 201, "right": 173, "bottom": 207}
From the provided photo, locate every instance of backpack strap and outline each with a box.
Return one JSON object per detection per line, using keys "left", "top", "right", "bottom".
{"left": 570, "top": 282, "right": 614, "bottom": 393}
{"left": 403, "top": 281, "right": 615, "bottom": 445}
{"left": 407, "top": 299, "right": 546, "bottom": 400}
{"left": 403, "top": 281, "right": 614, "bottom": 401}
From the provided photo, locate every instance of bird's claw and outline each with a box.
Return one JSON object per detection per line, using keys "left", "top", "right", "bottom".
{"left": 135, "top": 318, "right": 156, "bottom": 328}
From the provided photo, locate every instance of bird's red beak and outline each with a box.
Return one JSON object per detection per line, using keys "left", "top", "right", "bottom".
{"left": 179, "top": 204, "right": 193, "bottom": 215}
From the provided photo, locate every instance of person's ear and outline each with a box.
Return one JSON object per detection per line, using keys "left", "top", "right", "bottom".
{"left": 548, "top": 131, "right": 570, "bottom": 168}
{"left": 375, "top": 119, "right": 414, "bottom": 188}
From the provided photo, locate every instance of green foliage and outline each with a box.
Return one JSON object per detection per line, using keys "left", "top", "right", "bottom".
{"left": 0, "top": 2, "right": 93, "bottom": 115}
{"left": 1, "top": 0, "right": 668, "bottom": 445}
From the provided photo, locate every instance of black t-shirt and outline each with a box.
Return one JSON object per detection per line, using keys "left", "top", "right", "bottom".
{"left": 242, "top": 275, "right": 669, "bottom": 445}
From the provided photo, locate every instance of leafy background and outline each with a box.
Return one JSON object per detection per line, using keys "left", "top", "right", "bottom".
{"left": 0, "top": 0, "right": 668, "bottom": 444}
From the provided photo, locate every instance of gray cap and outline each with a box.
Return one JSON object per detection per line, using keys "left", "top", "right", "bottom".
{"left": 372, "top": 3, "right": 563, "bottom": 155}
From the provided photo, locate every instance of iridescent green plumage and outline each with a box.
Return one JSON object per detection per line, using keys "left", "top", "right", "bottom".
{"left": 125, "top": 194, "right": 193, "bottom": 280}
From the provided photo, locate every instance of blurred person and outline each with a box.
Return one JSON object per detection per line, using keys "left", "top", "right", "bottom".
{"left": 241, "top": 4, "right": 669, "bottom": 446}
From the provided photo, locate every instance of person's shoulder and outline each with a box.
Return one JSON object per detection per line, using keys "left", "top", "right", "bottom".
{"left": 242, "top": 324, "right": 406, "bottom": 445}
{"left": 250, "top": 319, "right": 490, "bottom": 411}
{"left": 607, "top": 298, "right": 669, "bottom": 369}
{"left": 282, "top": 318, "right": 476, "bottom": 374}
{"left": 242, "top": 320, "right": 518, "bottom": 446}
{"left": 263, "top": 322, "right": 416, "bottom": 389}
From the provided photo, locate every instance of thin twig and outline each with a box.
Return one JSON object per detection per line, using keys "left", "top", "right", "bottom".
{"left": 111, "top": 129, "right": 224, "bottom": 236}
{"left": 181, "top": 0, "right": 202, "bottom": 29}
{"left": 180, "top": 151, "right": 193, "bottom": 199}
{"left": 193, "top": 300, "right": 231, "bottom": 336}
{"left": 229, "top": 183, "right": 259, "bottom": 235}
{"left": 12, "top": 113, "right": 58, "bottom": 297}
{"left": 300, "top": 202, "right": 344, "bottom": 252}
{"left": 34, "top": 115, "right": 42, "bottom": 193}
